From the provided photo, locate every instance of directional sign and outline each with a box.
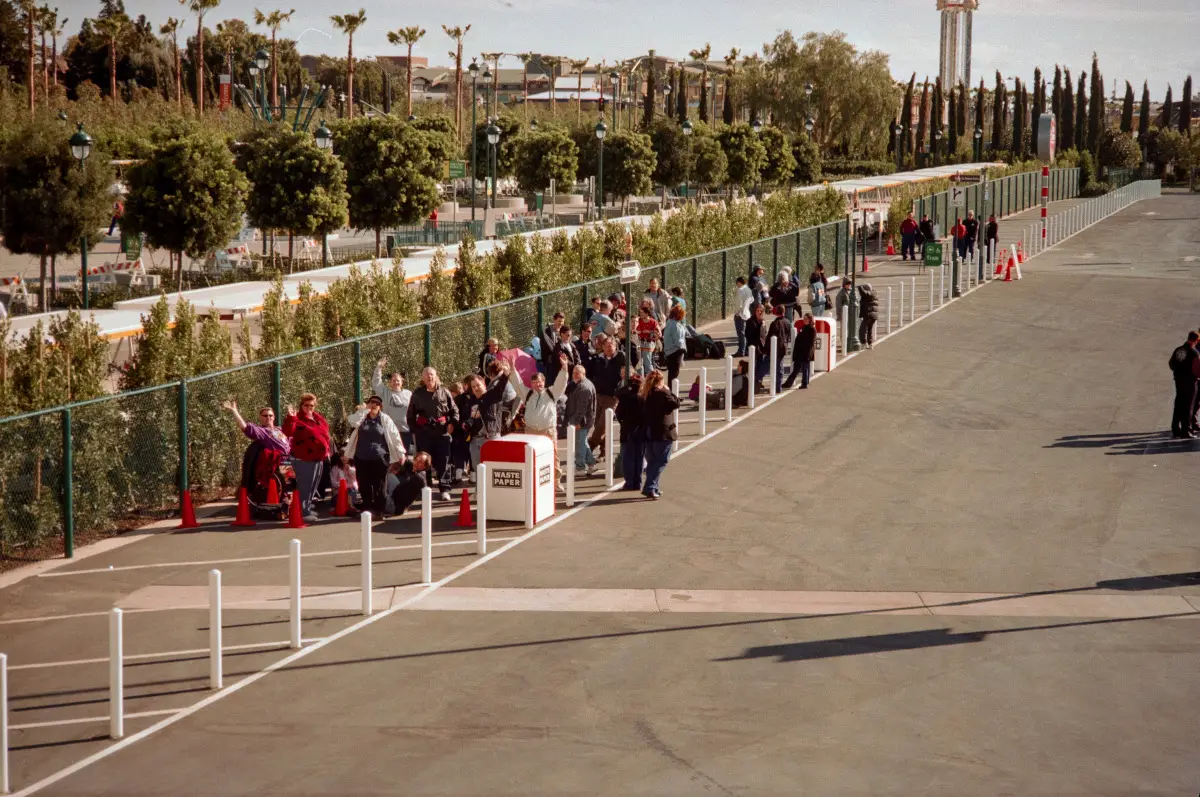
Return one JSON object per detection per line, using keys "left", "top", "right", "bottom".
{"left": 444, "top": 160, "right": 468, "bottom": 179}
{"left": 619, "top": 260, "right": 642, "bottom": 285}
{"left": 950, "top": 187, "right": 967, "bottom": 208}
{"left": 952, "top": 173, "right": 982, "bottom": 183}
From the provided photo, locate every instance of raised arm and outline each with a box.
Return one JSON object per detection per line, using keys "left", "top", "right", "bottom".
{"left": 221, "top": 399, "right": 248, "bottom": 432}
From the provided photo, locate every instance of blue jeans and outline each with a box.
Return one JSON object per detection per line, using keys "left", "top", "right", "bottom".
{"left": 292, "top": 460, "right": 324, "bottom": 516}
{"left": 621, "top": 437, "right": 644, "bottom": 490}
{"left": 811, "top": 300, "right": 826, "bottom": 318}
{"left": 773, "top": 352, "right": 786, "bottom": 391}
{"left": 574, "top": 426, "right": 596, "bottom": 469}
{"left": 642, "top": 440, "right": 672, "bottom": 495}
{"left": 639, "top": 349, "right": 655, "bottom": 376}
{"left": 784, "top": 358, "right": 811, "bottom": 388}
{"left": 755, "top": 354, "right": 769, "bottom": 387}
{"left": 733, "top": 315, "right": 747, "bottom": 355}
{"left": 901, "top": 233, "right": 916, "bottom": 259}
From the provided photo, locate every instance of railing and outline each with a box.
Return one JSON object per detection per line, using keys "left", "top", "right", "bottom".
{"left": 912, "top": 168, "right": 1080, "bottom": 237}
{"left": 385, "top": 220, "right": 485, "bottom": 251}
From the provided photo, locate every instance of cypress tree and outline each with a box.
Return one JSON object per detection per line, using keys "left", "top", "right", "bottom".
{"left": 901, "top": 73, "right": 915, "bottom": 160}
{"left": 957, "top": 82, "right": 967, "bottom": 135}
{"left": 1181, "top": 76, "right": 1192, "bottom": 136}
{"left": 1138, "top": 81, "right": 1151, "bottom": 140}
{"left": 1120, "top": 82, "right": 1134, "bottom": 133}
{"left": 676, "top": 68, "right": 688, "bottom": 121}
{"left": 948, "top": 89, "right": 958, "bottom": 154}
{"left": 1075, "top": 73, "right": 1087, "bottom": 152}
{"left": 1160, "top": 84, "right": 1172, "bottom": 129}
{"left": 1052, "top": 66, "right": 1062, "bottom": 144}
{"left": 722, "top": 76, "right": 734, "bottom": 125}
{"left": 975, "top": 77, "right": 986, "bottom": 149}
{"left": 931, "top": 77, "right": 943, "bottom": 156}
{"left": 1087, "top": 54, "right": 1103, "bottom": 154}
{"left": 642, "top": 51, "right": 656, "bottom": 131}
{"left": 991, "top": 71, "right": 1003, "bottom": 152}
{"left": 917, "top": 78, "right": 929, "bottom": 154}
{"left": 1011, "top": 78, "right": 1022, "bottom": 158}
{"left": 1062, "top": 69, "right": 1075, "bottom": 150}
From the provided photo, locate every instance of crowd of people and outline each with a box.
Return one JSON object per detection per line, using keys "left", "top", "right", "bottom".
{"left": 898, "top": 210, "right": 1001, "bottom": 267}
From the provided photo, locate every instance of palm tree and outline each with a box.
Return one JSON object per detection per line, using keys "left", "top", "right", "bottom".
{"left": 330, "top": 9, "right": 366, "bottom": 120}
{"left": 722, "top": 47, "right": 740, "bottom": 124}
{"left": 688, "top": 43, "right": 711, "bottom": 123}
{"left": 517, "top": 52, "right": 533, "bottom": 122}
{"left": 213, "top": 19, "right": 250, "bottom": 96}
{"left": 36, "top": 5, "right": 48, "bottom": 97}
{"left": 96, "top": 16, "right": 125, "bottom": 101}
{"left": 181, "top": 0, "right": 222, "bottom": 113}
{"left": 542, "top": 55, "right": 561, "bottom": 117}
{"left": 160, "top": 18, "right": 182, "bottom": 108}
{"left": 253, "top": 8, "right": 294, "bottom": 108}
{"left": 442, "top": 24, "right": 470, "bottom": 141}
{"left": 481, "top": 51, "right": 502, "bottom": 116}
{"left": 19, "top": 0, "right": 36, "bottom": 113}
{"left": 568, "top": 57, "right": 588, "bottom": 123}
{"left": 47, "top": 6, "right": 64, "bottom": 89}
{"left": 386, "top": 26, "right": 425, "bottom": 117}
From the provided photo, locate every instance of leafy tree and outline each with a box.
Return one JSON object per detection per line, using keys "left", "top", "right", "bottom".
{"left": 451, "top": 233, "right": 508, "bottom": 310}
{"left": 257, "top": 273, "right": 296, "bottom": 357}
{"left": 1120, "top": 81, "right": 1134, "bottom": 133}
{"left": 513, "top": 129, "right": 578, "bottom": 191}
{"left": 1077, "top": 149, "right": 1096, "bottom": 186}
{"left": 470, "top": 114, "right": 521, "bottom": 180}
{"left": 419, "top": 247, "right": 456, "bottom": 319}
{"left": 648, "top": 118, "right": 693, "bottom": 193}
{"left": 410, "top": 115, "right": 457, "bottom": 177}
{"left": 196, "top": 307, "right": 233, "bottom": 370}
{"left": 170, "top": 296, "right": 198, "bottom": 377}
{"left": 603, "top": 129, "right": 656, "bottom": 206}
{"left": 334, "top": 115, "right": 439, "bottom": 257}
{"left": 690, "top": 134, "right": 727, "bottom": 190}
{"left": 1181, "top": 76, "right": 1192, "bottom": 136}
{"left": 717, "top": 122, "right": 767, "bottom": 192}
{"left": 790, "top": 133, "right": 821, "bottom": 184}
{"left": 0, "top": 119, "right": 114, "bottom": 309}
{"left": 759, "top": 125, "right": 796, "bottom": 186}
{"left": 123, "top": 122, "right": 247, "bottom": 285}
{"left": 119, "top": 294, "right": 172, "bottom": 389}
{"left": 568, "top": 125, "right": 598, "bottom": 180}
{"left": 237, "top": 126, "right": 348, "bottom": 264}
{"left": 1097, "top": 129, "right": 1141, "bottom": 170}
{"left": 1138, "top": 81, "right": 1151, "bottom": 141}
{"left": 1153, "top": 128, "right": 1186, "bottom": 176}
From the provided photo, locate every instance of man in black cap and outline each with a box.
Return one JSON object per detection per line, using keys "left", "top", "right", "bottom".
{"left": 1168, "top": 331, "right": 1200, "bottom": 438}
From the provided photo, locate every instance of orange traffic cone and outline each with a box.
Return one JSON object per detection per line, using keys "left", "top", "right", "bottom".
{"left": 454, "top": 488, "right": 474, "bottom": 527}
{"left": 332, "top": 478, "right": 351, "bottom": 517}
{"left": 1003, "top": 261, "right": 1014, "bottom": 282}
{"left": 231, "top": 487, "right": 256, "bottom": 528}
{"left": 885, "top": 238, "right": 895, "bottom": 256}
{"left": 266, "top": 479, "right": 280, "bottom": 506}
{"left": 288, "top": 493, "right": 307, "bottom": 528}
{"left": 1017, "top": 242, "right": 1026, "bottom": 263}
{"left": 994, "top": 259, "right": 1004, "bottom": 276}
{"left": 178, "top": 489, "right": 200, "bottom": 529}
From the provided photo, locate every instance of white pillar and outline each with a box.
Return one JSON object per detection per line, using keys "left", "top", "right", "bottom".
{"left": 886, "top": 286, "right": 893, "bottom": 334}
{"left": 1, "top": 653, "right": 8, "bottom": 796}
{"left": 289, "top": 539, "right": 301, "bottom": 649}
{"left": 768, "top": 336, "right": 778, "bottom": 397}
{"left": 476, "top": 463, "right": 488, "bottom": 555}
{"left": 928, "top": 272, "right": 934, "bottom": 313}
{"left": 671, "top": 378, "right": 680, "bottom": 452}
{"left": 360, "top": 512, "right": 372, "bottom": 616}
{"left": 747, "top": 346, "right": 756, "bottom": 409}
{"left": 910, "top": 276, "right": 917, "bottom": 320}
{"left": 698, "top": 367, "right": 707, "bottom": 436}
{"left": 421, "top": 487, "right": 433, "bottom": 584}
{"left": 109, "top": 607, "right": 124, "bottom": 740}
{"left": 604, "top": 407, "right": 615, "bottom": 487}
{"left": 899, "top": 280, "right": 905, "bottom": 325}
{"left": 724, "top": 354, "right": 734, "bottom": 423}
{"left": 939, "top": 263, "right": 945, "bottom": 305}
{"left": 523, "top": 445, "right": 534, "bottom": 529}
{"left": 209, "top": 569, "right": 222, "bottom": 689}
{"left": 565, "top": 424, "right": 576, "bottom": 507}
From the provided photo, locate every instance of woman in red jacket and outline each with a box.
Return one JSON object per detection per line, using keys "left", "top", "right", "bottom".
{"left": 282, "top": 392, "right": 331, "bottom": 523}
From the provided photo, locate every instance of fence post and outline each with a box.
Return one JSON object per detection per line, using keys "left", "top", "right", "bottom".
{"left": 209, "top": 569, "right": 222, "bottom": 689}
{"left": 813, "top": 227, "right": 820, "bottom": 269}
{"left": 565, "top": 425, "right": 576, "bottom": 507}
{"left": 178, "top": 379, "right": 189, "bottom": 499}
{"left": 476, "top": 463, "right": 488, "bottom": 555}
{"left": 289, "top": 538, "right": 302, "bottom": 648}
{"left": 360, "top": 511, "right": 372, "bottom": 616}
{"left": 421, "top": 488, "right": 432, "bottom": 584}
{"left": 272, "top": 361, "right": 282, "bottom": 420}
{"left": 352, "top": 340, "right": 362, "bottom": 406}
{"left": 423, "top": 322, "right": 432, "bottom": 368}
{"left": 536, "top": 295, "right": 545, "bottom": 336}
{"left": 690, "top": 257, "right": 698, "bottom": 327}
{"left": 698, "top": 367, "right": 707, "bottom": 436}
{"left": 62, "top": 408, "right": 74, "bottom": 559}
{"left": 724, "top": 354, "right": 734, "bottom": 423}
{"left": 720, "top": 251, "right": 728, "bottom": 318}
{"left": 747, "top": 243, "right": 754, "bottom": 277}
{"left": 771, "top": 237, "right": 779, "bottom": 279}
{"left": 833, "top": 221, "right": 841, "bottom": 275}
{"left": 0, "top": 653, "right": 7, "bottom": 794}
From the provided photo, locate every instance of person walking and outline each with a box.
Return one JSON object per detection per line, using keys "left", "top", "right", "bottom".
{"left": 406, "top": 367, "right": 459, "bottom": 501}
{"left": 662, "top": 304, "right": 688, "bottom": 386}
{"left": 520, "top": 355, "right": 569, "bottom": 489}
{"left": 985, "top": 214, "right": 1000, "bottom": 265}
{"left": 282, "top": 393, "right": 331, "bottom": 523}
{"left": 639, "top": 370, "right": 680, "bottom": 500}
{"left": 857, "top": 283, "right": 879, "bottom": 348}
{"left": 1168, "top": 331, "right": 1200, "bottom": 439}
{"left": 108, "top": 198, "right": 124, "bottom": 237}
{"left": 919, "top": 214, "right": 936, "bottom": 257}
{"left": 564, "top": 364, "right": 598, "bottom": 476}
{"left": 616, "top": 370, "right": 645, "bottom": 491}
{"left": 963, "top": 210, "right": 979, "bottom": 260}
{"left": 635, "top": 304, "right": 660, "bottom": 376}
{"left": 952, "top": 217, "right": 969, "bottom": 261}
{"left": 782, "top": 313, "right": 816, "bottom": 389}
{"left": 589, "top": 336, "right": 626, "bottom": 455}
{"left": 766, "top": 305, "right": 792, "bottom": 392}
{"left": 733, "top": 276, "right": 753, "bottom": 356}
{"left": 372, "top": 359, "right": 413, "bottom": 453}
{"left": 344, "top": 395, "right": 406, "bottom": 518}
{"left": 900, "top": 211, "right": 919, "bottom": 260}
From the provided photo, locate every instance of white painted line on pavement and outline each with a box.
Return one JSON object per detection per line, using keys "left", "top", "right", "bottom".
{"left": 8, "top": 639, "right": 327, "bottom": 672}
{"left": 10, "top": 709, "right": 181, "bottom": 732}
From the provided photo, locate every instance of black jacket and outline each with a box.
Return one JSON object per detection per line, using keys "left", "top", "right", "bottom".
{"left": 615, "top": 381, "right": 644, "bottom": 442}
{"left": 858, "top": 287, "right": 879, "bottom": 319}
{"left": 462, "top": 375, "right": 509, "bottom": 439}
{"left": 769, "top": 282, "right": 798, "bottom": 308}
{"left": 540, "top": 324, "right": 560, "bottom": 363}
{"left": 407, "top": 385, "right": 459, "bottom": 435}
{"left": 591, "top": 351, "right": 626, "bottom": 397}
{"left": 744, "top": 316, "right": 765, "bottom": 353}
{"left": 919, "top": 220, "right": 935, "bottom": 241}
{"left": 985, "top": 221, "right": 999, "bottom": 242}
{"left": 390, "top": 461, "right": 429, "bottom": 511}
{"left": 546, "top": 339, "right": 578, "bottom": 385}
{"left": 642, "top": 388, "right": 681, "bottom": 442}
{"left": 793, "top": 323, "right": 816, "bottom": 361}
{"left": 767, "top": 316, "right": 792, "bottom": 351}
{"left": 964, "top": 218, "right": 979, "bottom": 239}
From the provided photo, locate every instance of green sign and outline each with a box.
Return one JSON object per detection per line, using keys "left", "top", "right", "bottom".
{"left": 121, "top": 231, "right": 142, "bottom": 260}
{"left": 534, "top": 192, "right": 544, "bottom": 211}
{"left": 924, "top": 241, "right": 943, "bottom": 268}
{"left": 444, "top": 160, "right": 467, "bottom": 179}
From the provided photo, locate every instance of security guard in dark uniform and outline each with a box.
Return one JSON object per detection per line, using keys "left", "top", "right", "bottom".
{"left": 1168, "top": 331, "right": 1200, "bottom": 438}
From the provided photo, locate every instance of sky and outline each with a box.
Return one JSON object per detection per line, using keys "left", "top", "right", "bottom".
{"left": 60, "top": 0, "right": 1197, "bottom": 92}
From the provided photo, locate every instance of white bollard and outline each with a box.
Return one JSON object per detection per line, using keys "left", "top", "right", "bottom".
{"left": 886, "top": 286, "right": 893, "bottom": 334}
{"left": 360, "top": 512, "right": 372, "bottom": 616}
{"left": 476, "top": 463, "right": 488, "bottom": 555}
{"left": 928, "top": 272, "right": 934, "bottom": 313}
{"left": 768, "top": 336, "right": 778, "bottom": 397}
{"left": 910, "top": 276, "right": 917, "bottom": 320}
{"left": 565, "top": 424, "right": 576, "bottom": 507}
{"left": 724, "top": 354, "right": 734, "bottom": 423}
{"left": 421, "top": 487, "right": 433, "bottom": 584}
{"left": 110, "top": 607, "right": 124, "bottom": 740}
{"left": 289, "top": 539, "right": 301, "bottom": 649}
{"left": 209, "top": 569, "right": 222, "bottom": 689}
{"left": 839, "top": 304, "right": 848, "bottom": 352}
{"left": 899, "top": 279, "right": 905, "bottom": 325}
{"left": 604, "top": 407, "right": 615, "bottom": 487}
{"left": 671, "top": 378, "right": 680, "bottom": 452}
{"left": 747, "top": 346, "right": 757, "bottom": 409}
{"left": 939, "top": 264, "right": 945, "bottom": 305}
{"left": 698, "top": 367, "right": 707, "bottom": 436}
{"left": 1, "top": 653, "right": 8, "bottom": 795}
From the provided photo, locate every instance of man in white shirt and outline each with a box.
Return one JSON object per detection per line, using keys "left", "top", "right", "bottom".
{"left": 519, "top": 353, "right": 570, "bottom": 489}
{"left": 733, "top": 275, "right": 754, "bottom": 357}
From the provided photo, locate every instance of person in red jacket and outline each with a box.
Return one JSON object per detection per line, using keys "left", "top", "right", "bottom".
{"left": 952, "top": 217, "right": 969, "bottom": 261}
{"left": 282, "top": 392, "right": 332, "bottom": 522}
{"left": 899, "top": 211, "right": 919, "bottom": 261}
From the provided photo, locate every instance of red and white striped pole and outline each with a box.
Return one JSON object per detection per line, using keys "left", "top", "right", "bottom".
{"left": 1040, "top": 165, "right": 1050, "bottom": 251}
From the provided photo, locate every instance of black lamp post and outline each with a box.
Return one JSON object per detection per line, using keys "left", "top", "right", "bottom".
{"left": 609, "top": 71, "right": 619, "bottom": 130}
{"left": 973, "top": 126, "right": 983, "bottom": 162}
{"left": 483, "top": 67, "right": 493, "bottom": 120}
{"left": 314, "top": 120, "right": 333, "bottom": 266}
{"left": 934, "top": 129, "right": 943, "bottom": 167}
{"left": 595, "top": 120, "right": 607, "bottom": 219}
{"left": 892, "top": 120, "right": 902, "bottom": 171}
{"left": 468, "top": 59, "right": 480, "bottom": 222}
{"left": 69, "top": 123, "right": 93, "bottom": 310}
{"left": 681, "top": 118, "right": 693, "bottom": 202}
{"left": 751, "top": 117, "right": 763, "bottom": 198}
{"left": 486, "top": 121, "right": 500, "bottom": 209}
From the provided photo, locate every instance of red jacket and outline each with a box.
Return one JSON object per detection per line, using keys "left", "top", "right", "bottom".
{"left": 900, "top": 218, "right": 919, "bottom": 235}
{"left": 282, "top": 412, "right": 331, "bottom": 462}
{"left": 952, "top": 223, "right": 968, "bottom": 239}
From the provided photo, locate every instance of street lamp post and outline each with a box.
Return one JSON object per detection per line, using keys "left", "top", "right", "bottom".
{"left": 973, "top": 126, "right": 982, "bottom": 163}
{"left": 468, "top": 59, "right": 480, "bottom": 223}
{"left": 255, "top": 48, "right": 270, "bottom": 119}
{"left": 486, "top": 121, "right": 500, "bottom": 210}
{"left": 595, "top": 120, "right": 607, "bottom": 220}
{"left": 483, "top": 67, "right": 493, "bottom": 120}
{"left": 892, "top": 121, "right": 902, "bottom": 171}
{"left": 69, "top": 123, "right": 93, "bottom": 310}
{"left": 314, "top": 120, "right": 333, "bottom": 267}
{"left": 681, "top": 118, "right": 692, "bottom": 203}
{"left": 934, "top": 129, "right": 943, "bottom": 167}
{"left": 609, "top": 71, "right": 619, "bottom": 131}
{"left": 751, "top": 117, "right": 763, "bottom": 198}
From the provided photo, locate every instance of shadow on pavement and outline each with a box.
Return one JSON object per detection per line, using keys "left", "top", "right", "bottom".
{"left": 1045, "top": 430, "right": 1198, "bottom": 455}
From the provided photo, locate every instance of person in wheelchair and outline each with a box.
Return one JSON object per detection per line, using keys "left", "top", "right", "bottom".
{"left": 223, "top": 400, "right": 293, "bottom": 512}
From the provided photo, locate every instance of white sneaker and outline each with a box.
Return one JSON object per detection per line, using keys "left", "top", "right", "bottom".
{"left": 438, "top": 491, "right": 452, "bottom": 502}
{"left": 586, "top": 463, "right": 597, "bottom": 476}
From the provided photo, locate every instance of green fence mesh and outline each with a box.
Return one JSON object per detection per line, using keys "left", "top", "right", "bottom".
{"left": 695, "top": 252, "right": 725, "bottom": 326}
{"left": 187, "top": 362, "right": 275, "bottom": 493}
{"left": 358, "top": 324, "right": 427, "bottom": 392}
{"left": 0, "top": 411, "right": 64, "bottom": 553}
{"left": 429, "top": 310, "right": 487, "bottom": 383}
{"left": 490, "top": 296, "right": 540, "bottom": 354}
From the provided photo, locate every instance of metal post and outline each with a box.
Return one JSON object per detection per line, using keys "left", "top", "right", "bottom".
{"left": 209, "top": 569, "right": 222, "bottom": 689}
{"left": 768, "top": 336, "right": 778, "bottom": 397}
{"left": 421, "top": 488, "right": 432, "bottom": 584}
{"left": 352, "top": 341, "right": 362, "bottom": 406}
{"left": 690, "top": 258, "right": 698, "bottom": 328}
{"left": 928, "top": 272, "right": 935, "bottom": 313}
{"left": 321, "top": 232, "right": 328, "bottom": 268}
{"left": 604, "top": 408, "right": 615, "bottom": 487}
{"left": 724, "top": 354, "right": 734, "bottom": 423}
{"left": 423, "top": 322, "right": 432, "bottom": 367}
{"left": 940, "top": 264, "right": 946, "bottom": 305}
{"left": 910, "top": 276, "right": 916, "bottom": 320}
{"left": 360, "top": 511, "right": 372, "bottom": 615}
{"left": 177, "top": 379, "right": 189, "bottom": 500}
{"left": 698, "top": 366, "right": 707, "bottom": 436}
{"left": 81, "top": 233, "right": 90, "bottom": 310}
{"left": 272, "top": 361, "right": 282, "bottom": 420}
{"left": 470, "top": 76, "right": 477, "bottom": 222}
{"left": 565, "top": 425, "right": 576, "bottom": 507}
{"left": 671, "top": 378, "right": 680, "bottom": 453}
{"left": 720, "top": 251, "right": 728, "bottom": 318}
{"left": 289, "top": 539, "right": 301, "bottom": 649}
{"left": 109, "top": 607, "right": 124, "bottom": 739}
{"left": 747, "top": 346, "right": 756, "bottom": 409}
{"left": 476, "top": 464, "right": 488, "bottom": 555}
{"left": 61, "top": 408, "right": 75, "bottom": 559}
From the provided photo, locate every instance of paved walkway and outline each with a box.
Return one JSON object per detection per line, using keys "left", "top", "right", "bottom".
{"left": 1, "top": 191, "right": 1197, "bottom": 796}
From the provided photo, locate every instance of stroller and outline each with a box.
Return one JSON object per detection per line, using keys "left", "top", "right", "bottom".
{"left": 240, "top": 440, "right": 296, "bottom": 520}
